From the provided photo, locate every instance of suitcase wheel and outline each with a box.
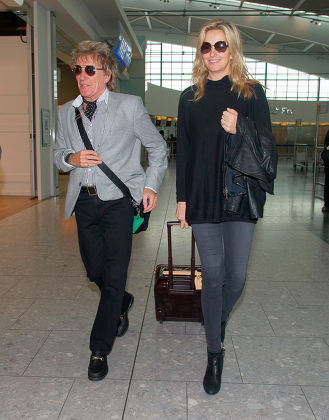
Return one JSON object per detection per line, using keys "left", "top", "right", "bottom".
{"left": 156, "top": 309, "right": 165, "bottom": 323}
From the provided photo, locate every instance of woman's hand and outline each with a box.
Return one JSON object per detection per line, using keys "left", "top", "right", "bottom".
{"left": 176, "top": 201, "right": 189, "bottom": 229}
{"left": 221, "top": 108, "right": 238, "bottom": 134}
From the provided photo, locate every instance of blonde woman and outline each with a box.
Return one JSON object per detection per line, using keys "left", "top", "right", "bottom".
{"left": 176, "top": 19, "right": 277, "bottom": 395}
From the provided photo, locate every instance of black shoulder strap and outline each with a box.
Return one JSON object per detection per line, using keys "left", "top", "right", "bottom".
{"left": 74, "top": 107, "right": 136, "bottom": 204}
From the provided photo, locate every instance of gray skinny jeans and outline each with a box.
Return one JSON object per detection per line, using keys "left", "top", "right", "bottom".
{"left": 191, "top": 221, "right": 255, "bottom": 353}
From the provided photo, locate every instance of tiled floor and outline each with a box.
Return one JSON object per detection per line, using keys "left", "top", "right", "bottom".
{"left": 0, "top": 159, "right": 328, "bottom": 420}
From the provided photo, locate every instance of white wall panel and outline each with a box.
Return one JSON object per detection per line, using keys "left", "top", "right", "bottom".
{"left": 33, "top": 2, "right": 56, "bottom": 200}
{"left": 0, "top": 37, "right": 32, "bottom": 196}
{"left": 0, "top": 95, "right": 29, "bottom": 114}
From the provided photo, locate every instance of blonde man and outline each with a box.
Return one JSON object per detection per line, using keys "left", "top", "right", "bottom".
{"left": 54, "top": 41, "right": 167, "bottom": 381}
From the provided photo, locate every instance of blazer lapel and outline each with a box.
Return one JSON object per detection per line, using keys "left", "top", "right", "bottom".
{"left": 70, "top": 92, "right": 119, "bottom": 150}
{"left": 103, "top": 92, "right": 119, "bottom": 139}
{"left": 70, "top": 105, "right": 86, "bottom": 149}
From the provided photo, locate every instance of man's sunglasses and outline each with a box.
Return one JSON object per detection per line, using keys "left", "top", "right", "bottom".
{"left": 72, "top": 65, "right": 104, "bottom": 76}
{"left": 200, "top": 41, "right": 229, "bottom": 54}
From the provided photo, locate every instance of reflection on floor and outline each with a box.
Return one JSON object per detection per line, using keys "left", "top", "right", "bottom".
{"left": 0, "top": 195, "right": 39, "bottom": 220}
{"left": 0, "top": 158, "right": 328, "bottom": 420}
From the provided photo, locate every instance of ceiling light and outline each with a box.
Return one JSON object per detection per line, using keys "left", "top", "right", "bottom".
{"left": 310, "top": 19, "right": 322, "bottom": 26}
{"left": 208, "top": 2, "right": 220, "bottom": 9}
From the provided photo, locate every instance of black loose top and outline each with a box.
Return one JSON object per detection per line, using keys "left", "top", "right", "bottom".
{"left": 176, "top": 76, "right": 271, "bottom": 224}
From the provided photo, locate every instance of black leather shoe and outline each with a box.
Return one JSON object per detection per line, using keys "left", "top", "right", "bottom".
{"left": 88, "top": 352, "right": 108, "bottom": 381}
{"left": 116, "top": 292, "right": 134, "bottom": 337}
{"left": 203, "top": 348, "right": 225, "bottom": 395}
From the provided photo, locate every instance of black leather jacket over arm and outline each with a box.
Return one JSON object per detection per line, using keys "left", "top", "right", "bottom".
{"left": 224, "top": 113, "right": 277, "bottom": 219}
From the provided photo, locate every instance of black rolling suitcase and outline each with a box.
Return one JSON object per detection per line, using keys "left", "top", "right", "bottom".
{"left": 154, "top": 221, "right": 203, "bottom": 323}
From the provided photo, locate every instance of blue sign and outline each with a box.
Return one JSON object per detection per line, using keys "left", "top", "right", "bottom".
{"left": 115, "top": 35, "right": 132, "bottom": 69}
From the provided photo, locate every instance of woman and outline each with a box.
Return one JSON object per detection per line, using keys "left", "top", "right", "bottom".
{"left": 321, "top": 130, "right": 329, "bottom": 212}
{"left": 176, "top": 19, "right": 277, "bottom": 395}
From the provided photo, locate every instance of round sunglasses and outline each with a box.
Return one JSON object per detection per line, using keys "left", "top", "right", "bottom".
{"left": 200, "top": 41, "right": 229, "bottom": 55}
{"left": 72, "top": 65, "right": 104, "bottom": 76}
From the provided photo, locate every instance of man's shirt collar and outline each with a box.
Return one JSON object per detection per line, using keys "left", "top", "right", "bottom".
{"left": 72, "top": 88, "right": 109, "bottom": 108}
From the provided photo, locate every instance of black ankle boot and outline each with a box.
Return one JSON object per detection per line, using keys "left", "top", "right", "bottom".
{"left": 203, "top": 348, "right": 225, "bottom": 395}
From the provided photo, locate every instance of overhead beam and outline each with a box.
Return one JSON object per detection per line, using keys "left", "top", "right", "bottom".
{"left": 129, "top": 16, "right": 145, "bottom": 24}
{"left": 276, "top": 40, "right": 307, "bottom": 45}
{"left": 264, "top": 33, "right": 275, "bottom": 46}
{"left": 227, "top": 14, "right": 329, "bottom": 48}
{"left": 124, "top": 2, "right": 329, "bottom": 48}
{"left": 151, "top": 16, "right": 185, "bottom": 33}
{"left": 145, "top": 11, "right": 152, "bottom": 30}
{"left": 187, "top": 16, "right": 191, "bottom": 34}
{"left": 290, "top": 0, "right": 306, "bottom": 15}
{"left": 303, "top": 42, "right": 315, "bottom": 52}
{"left": 238, "top": 28, "right": 262, "bottom": 45}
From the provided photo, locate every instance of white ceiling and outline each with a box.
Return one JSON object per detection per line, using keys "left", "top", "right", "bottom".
{"left": 1, "top": 0, "right": 328, "bottom": 77}
{"left": 120, "top": 0, "right": 329, "bottom": 77}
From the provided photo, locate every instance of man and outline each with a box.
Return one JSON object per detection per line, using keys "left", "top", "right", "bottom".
{"left": 54, "top": 41, "right": 167, "bottom": 381}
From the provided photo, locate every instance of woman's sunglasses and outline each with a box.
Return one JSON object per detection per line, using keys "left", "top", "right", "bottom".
{"left": 72, "top": 65, "right": 104, "bottom": 76}
{"left": 200, "top": 41, "right": 229, "bottom": 55}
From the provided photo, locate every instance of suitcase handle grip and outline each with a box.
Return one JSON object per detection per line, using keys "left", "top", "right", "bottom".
{"left": 166, "top": 221, "right": 196, "bottom": 290}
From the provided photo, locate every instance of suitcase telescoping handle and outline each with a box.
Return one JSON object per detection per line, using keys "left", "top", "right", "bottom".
{"left": 167, "top": 221, "right": 196, "bottom": 290}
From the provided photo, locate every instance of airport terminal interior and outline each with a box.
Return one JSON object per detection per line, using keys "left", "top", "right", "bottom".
{"left": 0, "top": 0, "right": 329, "bottom": 419}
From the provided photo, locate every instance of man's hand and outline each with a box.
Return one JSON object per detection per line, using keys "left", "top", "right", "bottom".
{"left": 176, "top": 201, "right": 189, "bottom": 229}
{"left": 68, "top": 150, "right": 102, "bottom": 167}
{"left": 142, "top": 188, "right": 158, "bottom": 212}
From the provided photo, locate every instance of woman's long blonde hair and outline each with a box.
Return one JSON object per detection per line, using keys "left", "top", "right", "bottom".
{"left": 192, "top": 19, "right": 257, "bottom": 102}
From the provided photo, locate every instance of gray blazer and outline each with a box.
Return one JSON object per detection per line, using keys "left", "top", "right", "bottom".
{"left": 54, "top": 91, "right": 167, "bottom": 220}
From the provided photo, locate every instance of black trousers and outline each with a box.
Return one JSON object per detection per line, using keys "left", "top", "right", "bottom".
{"left": 324, "top": 161, "right": 329, "bottom": 208}
{"left": 74, "top": 191, "right": 134, "bottom": 354}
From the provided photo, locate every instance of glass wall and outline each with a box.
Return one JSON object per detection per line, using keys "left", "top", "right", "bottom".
{"left": 145, "top": 42, "right": 195, "bottom": 92}
{"left": 264, "top": 63, "right": 319, "bottom": 100}
{"left": 145, "top": 41, "right": 329, "bottom": 101}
